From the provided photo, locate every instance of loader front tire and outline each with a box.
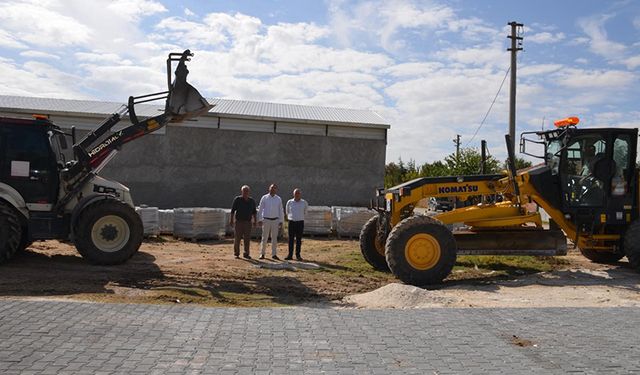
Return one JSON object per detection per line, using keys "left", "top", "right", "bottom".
{"left": 0, "top": 201, "right": 22, "bottom": 264}
{"left": 359, "top": 215, "right": 389, "bottom": 272}
{"left": 74, "top": 199, "right": 143, "bottom": 265}
{"left": 624, "top": 220, "right": 640, "bottom": 269}
{"left": 385, "top": 215, "right": 456, "bottom": 286}
{"left": 579, "top": 248, "right": 624, "bottom": 264}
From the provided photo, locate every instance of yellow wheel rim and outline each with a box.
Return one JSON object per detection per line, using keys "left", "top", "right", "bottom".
{"left": 404, "top": 233, "right": 441, "bottom": 270}
{"left": 374, "top": 237, "right": 385, "bottom": 256}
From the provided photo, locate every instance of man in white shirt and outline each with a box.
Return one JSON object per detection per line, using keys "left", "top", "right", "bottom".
{"left": 257, "top": 183, "right": 284, "bottom": 259}
{"left": 285, "top": 188, "right": 308, "bottom": 261}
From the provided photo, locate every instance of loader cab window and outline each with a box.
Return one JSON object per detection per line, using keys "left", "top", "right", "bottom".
{"left": 561, "top": 135, "right": 607, "bottom": 207}
{"left": 546, "top": 139, "right": 562, "bottom": 175}
{"left": 611, "top": 135, "right": 631, "bottom": 196}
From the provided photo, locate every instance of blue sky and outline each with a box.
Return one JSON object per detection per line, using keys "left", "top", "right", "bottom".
{"left": 1, "top": 0, "right": 639, "bottom": 164}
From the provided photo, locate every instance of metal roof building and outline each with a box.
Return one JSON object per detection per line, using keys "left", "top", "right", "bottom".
{"left": 0, "top": 95, "right": 389, "bottom": 208}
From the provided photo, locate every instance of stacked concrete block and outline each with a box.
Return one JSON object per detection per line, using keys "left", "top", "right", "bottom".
{"left": 303, "top": 206, "right": 333, "bottom": 235}
{"left": 158, "top": 209, "right": 174, "bottom": 234}
{"left": 332, "top": 206, "right": 377, "bottom": 237}
{"left": 173, "top": 208, "right": 226, "bottom": 240}
{"left": 135, "top": 206, "right": 160, "bottom": 236}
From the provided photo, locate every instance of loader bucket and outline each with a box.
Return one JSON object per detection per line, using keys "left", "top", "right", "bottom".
{"left": 166, "top": 50, "right": 214, "bottom": 123}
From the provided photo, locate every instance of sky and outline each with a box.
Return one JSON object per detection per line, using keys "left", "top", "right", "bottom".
{"left": 1, "top": 0, "right": 639, "bottom": 165}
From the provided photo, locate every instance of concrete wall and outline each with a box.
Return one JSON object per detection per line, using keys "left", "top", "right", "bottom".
{"left": 84, "top": 125, "right": 386, "bottom": 209}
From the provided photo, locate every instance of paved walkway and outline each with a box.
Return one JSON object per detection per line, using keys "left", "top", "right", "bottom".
{"left": 0, "top": 299, "right": 639, "bottom": 374}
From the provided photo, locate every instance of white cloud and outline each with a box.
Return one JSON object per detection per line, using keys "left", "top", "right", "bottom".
{"left": 554, "top": 68, "right": 636, "bottom": 89}
{"left": 527, "top": 32, "right": 565, "bottom": 44}
{"left": 621, "top": 55, "right": 640, "bottom": 70}
{"left": 0, "top": 29, "right": 27, "bottom": 49}
{"left": 106, "top": 0, "right": 166, "bottom": 22}
{"left": 577, "top": 14, "right": 626, "bottom": 59}
{"left": 435, "top": 43, "right": 507, "bottom": 68}
{"left": 0, "top": 1, "right": 92, "bottom": 47}
{"left": 328, "top": 0, "right": 457, "bottom": 51}
{"left": 184, "top": 7, "right": 195, "bottom": 17}
{"left": 19, "top": 50, "right": 60, "bottom": 60}
{"left": 0, "top": 58, "right": 85, "bottom": 98}
{"left": 520, "top": 64, "right": 563, "bottom": 77}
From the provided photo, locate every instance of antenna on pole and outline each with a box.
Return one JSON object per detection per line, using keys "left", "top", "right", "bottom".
{"left": 507, "top": 21, "right": 523, "bottom": 154}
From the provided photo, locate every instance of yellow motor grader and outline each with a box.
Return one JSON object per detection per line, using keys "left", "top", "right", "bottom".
{"left": 360, "top": 117, "right": 639, "bottom": 285}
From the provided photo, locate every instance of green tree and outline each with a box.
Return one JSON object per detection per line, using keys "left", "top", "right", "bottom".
{"left": 444, "top": 147, "right": 500, "bottom": 175}
{"left": 503, "top": 156, "right": 533, "bottom": 171}
{"left": 384, "top": 158, "right": 420, "bottom": 187}
{"left": 419, "top": 160, "right": 450, "bottom": 177}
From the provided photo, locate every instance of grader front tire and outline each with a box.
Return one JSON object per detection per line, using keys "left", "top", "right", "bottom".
{"left": 385, "top": 215, "right": 456, "bottom": 286}
{"left": 359, "top": 215, "right": 389, "bottom": 272}
{"left": 579, "top": 248, "right": 624, "bottom": 264}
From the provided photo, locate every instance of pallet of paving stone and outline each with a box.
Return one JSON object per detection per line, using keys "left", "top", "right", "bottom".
{"left": 135, "top": 206, "right": 160, "bottom": 236}
{"left": 173, "top": 207, "right": 226, "bottom": 240}
{"left": 303, "top": 206, "right": 333, "bottom": 236}
{"left": 158, "top": 209, "right": 174, "bottom": 235}
{"left": 332, "top": 206, "right": 377, "bottom": 238}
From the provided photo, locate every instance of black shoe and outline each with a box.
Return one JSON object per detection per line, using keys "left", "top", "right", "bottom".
{"left": 235, "top": 255, "right": 240, "bottom": 259}
{"left": 272, "top": 255, "right": 280, "bottom": 260}
{"left": 296, "top": 256, "right": 303, "bottom": 261}
{"left": 259, "top": 255, "right": 265, "bottom": 259}
{"left": 284, "top": 256, "right": 293, "bottom": 260}
{"left": 243, "top": 254, "right": 252, "bottom": 259}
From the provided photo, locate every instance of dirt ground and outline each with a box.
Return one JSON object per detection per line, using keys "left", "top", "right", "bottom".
{"left": 1, "top": 236, "right": 638, "bottom": 308}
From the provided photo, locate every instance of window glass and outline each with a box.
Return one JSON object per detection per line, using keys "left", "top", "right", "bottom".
{"left": 4, "top": 126, "right": 51, "bottom": 170}
{"left": 561, "top": 134, "right": 607, "bottom": 206}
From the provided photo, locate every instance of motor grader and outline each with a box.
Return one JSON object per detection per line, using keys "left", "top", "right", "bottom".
{"left": 360, "top": 117, "right": 639, "bottom": 285}
{"left": 0, "top": 50, "right": 212, "bottom": 265}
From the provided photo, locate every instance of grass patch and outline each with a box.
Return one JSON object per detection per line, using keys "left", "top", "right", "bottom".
{"left": 451, "top": 255, "right": 570, "bottom": 280}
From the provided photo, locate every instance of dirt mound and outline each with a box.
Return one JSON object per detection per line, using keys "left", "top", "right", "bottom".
{"left": 343, "top": 266, "right": 640, "bottom": 309}
{"left": 342, "top": 283, "right": 459, "bottom": 308}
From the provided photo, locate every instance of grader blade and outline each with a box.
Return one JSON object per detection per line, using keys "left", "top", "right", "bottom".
{"left": 454, "top": 230, "right": 568, "bottom": 256}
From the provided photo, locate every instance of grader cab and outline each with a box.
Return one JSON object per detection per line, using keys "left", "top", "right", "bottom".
{"left": 360, "top": 118, "right": 639, "bottom": 285}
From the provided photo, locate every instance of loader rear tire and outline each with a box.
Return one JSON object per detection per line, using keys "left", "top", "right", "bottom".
{"left": 74, "top": 199, "right": 143, "bottom": 265}
{"left": 579, "top": 248, "right": 624, "bottom": 264}
{"left": 0, "top": 201, "right": 22, "bottom": 264}
{"left": 385, "top": 215, "right": 456, "bottom": 286}
{"left": 624, "top": 220, "right": 640, "bottom": 269}
{"left": 359, "top": 215, "right": 389, "bottom": 272}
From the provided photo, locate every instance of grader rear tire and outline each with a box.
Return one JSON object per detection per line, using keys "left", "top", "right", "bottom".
{"left": 385, "top": 215, "right": 456, "bottom": 286}
{"left": 579, "top": 248, "right": 624, "bottom": 264}
{"left": 359, "top": 215, "right": 389, "bottom": 272}
{"left": 74, "top": 199, "right": 143, "bottom": 265}
{"left": 624, "top": 220, "right": 640, "bottom": 269}
{"left": 0, "top": 201, "right": 22, "bottom": 264}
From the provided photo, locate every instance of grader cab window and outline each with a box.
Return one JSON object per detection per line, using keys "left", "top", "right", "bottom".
{"left": 561, "top": 135, "right": 607, "bottom": 207}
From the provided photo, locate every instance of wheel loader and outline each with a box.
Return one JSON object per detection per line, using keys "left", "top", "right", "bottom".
{"left": 360, "top": 117, "right": 639, "bottom": 285}
{"left": 0, "top": 50, "right": 212, "bottom": 265}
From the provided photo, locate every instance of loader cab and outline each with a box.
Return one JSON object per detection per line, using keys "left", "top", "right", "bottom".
{"left": 545, "top": 126, "right": 638, "bottom": 231}
{"left": 0, "top": 116, "right": 64, "bottom": 210}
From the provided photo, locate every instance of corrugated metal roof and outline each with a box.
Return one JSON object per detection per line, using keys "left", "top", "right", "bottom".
{"left": 0, "top": 95, "right": 390, "bottom": 128}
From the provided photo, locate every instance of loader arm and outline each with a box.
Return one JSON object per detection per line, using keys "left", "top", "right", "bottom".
{"left": 55, "top": 50, "right": 212, "bottom": 212}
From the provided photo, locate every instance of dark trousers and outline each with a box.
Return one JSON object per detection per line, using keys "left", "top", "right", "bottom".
{"left": 288, "top": 220, "right": 304, "bottom": 257}
{"left": 234, "top": 220, "right": 252, "bottom": 256}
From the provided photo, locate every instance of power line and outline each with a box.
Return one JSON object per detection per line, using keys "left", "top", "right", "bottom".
{"left": 464, "top": 66, "right": 511, "bottom": 148}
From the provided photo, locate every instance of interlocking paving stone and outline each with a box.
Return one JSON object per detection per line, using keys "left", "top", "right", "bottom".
{"left": 1, "top": 300, "right": 640, "bottom": 374}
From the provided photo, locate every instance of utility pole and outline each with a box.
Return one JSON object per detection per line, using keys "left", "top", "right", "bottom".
{"left": 480, "top": 140, "right": 487, "bottom": 175}
{"left": 453, "top": 134, "right": 461, "bottom": 167}
{"left": 507, "top": 21, "right": 523, "bottom": 153}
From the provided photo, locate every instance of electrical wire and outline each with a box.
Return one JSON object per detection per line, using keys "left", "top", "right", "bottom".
{"left": 464, "top": 66, "right": 511, "bottom": 147}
